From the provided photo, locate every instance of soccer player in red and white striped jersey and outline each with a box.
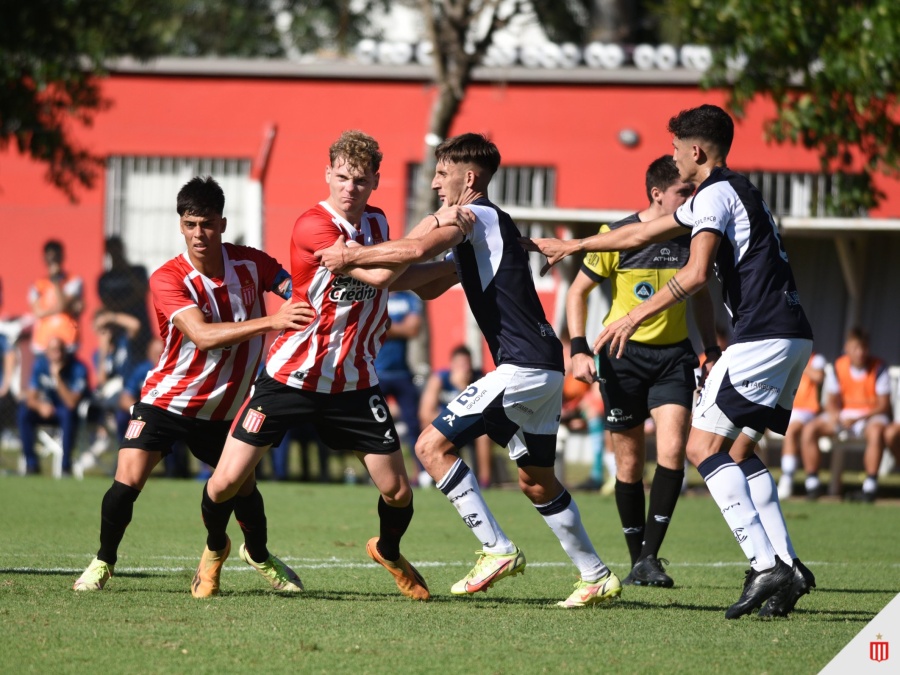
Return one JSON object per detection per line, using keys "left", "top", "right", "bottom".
{"left": 196, "top": 131, "right": 468, "bottom": 600}
{"left": 75, "top": 176, "right": 314, "bottom": 595}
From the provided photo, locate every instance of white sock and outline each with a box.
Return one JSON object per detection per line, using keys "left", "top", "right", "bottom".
{"left": 805, "top": 474, "right": 820, "bottom": 491}
{"left": 863, "top": 476, "right": 878, "bottom": 493}
{"left": 699, "top": 456, "right": 777, "bottom": 571}
{"left": 743, "top": 460, "right": 797, "bottom": 562}
{"left": 535, "top": 490, "right": 607, "bottom": 581}
{"left": 437, "top": 458, "right": 513, "bottom": 554}
{"left": 780, "top": 454, "right": 797, "bottom": 477}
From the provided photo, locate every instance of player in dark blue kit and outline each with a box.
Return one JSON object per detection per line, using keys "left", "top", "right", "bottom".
{"left": 316, "top": 133, "right": 619, "bottom": 608}
{"left": 527, "top": 105, "right": 816, "bottom": 619}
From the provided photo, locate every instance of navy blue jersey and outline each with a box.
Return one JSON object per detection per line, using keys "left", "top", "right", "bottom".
{"left": 452, "top": 198, "right": 564, "bottom": 371}
{"left": 674, "top": 167, "right": 813, "bottom": 343}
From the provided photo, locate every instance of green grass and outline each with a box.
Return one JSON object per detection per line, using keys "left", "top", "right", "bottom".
{"left": 1, "top": 476, "right": 898, "bottom": 674}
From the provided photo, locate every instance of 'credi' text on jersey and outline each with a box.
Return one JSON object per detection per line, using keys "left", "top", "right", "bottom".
{"left": 329, "top": 275, "right": 378, "bottom": 302}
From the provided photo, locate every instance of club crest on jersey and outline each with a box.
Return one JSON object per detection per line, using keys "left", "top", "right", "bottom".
{"left": 241, "top": 282, "right": 256, "bottom": 310}
{"left": 242, "top": 408, "right": 266, "bottom": 433}
{"left": 124, "top": 420, "right": 145, "bottom": 440}
{"left": 634, "top": 281, "right": 655, "bottom": 301}
{"left": 329, "top": 275, "right": 378, "bottom": 303}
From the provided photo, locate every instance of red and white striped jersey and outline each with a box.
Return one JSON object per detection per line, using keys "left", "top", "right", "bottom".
{"left": 141, "top": 243, "right": 284, "bottom": 420}
{"left": 266, "top": 201, "right": 390, "bottom": 393}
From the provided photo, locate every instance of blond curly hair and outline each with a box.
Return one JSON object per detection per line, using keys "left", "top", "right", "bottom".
{"left": 329, "top": 130, "right": 383, "bottom": 174}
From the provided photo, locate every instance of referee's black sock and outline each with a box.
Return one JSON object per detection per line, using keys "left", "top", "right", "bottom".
{"left": 234, "top": 486, "right": 269, "bottom": 564}
{"left": 97, "top": 480, "right": 141, "bottom": 565}
{"left": 639, "top": 464, "right": 684, "bottom": 560}
{"left": 614, "top": 478, "right": 646, "bottom": 567}
{"left": 201, "top": 482, "right": 235, "bottom": 552}
{"left": 376, "top": 494, "right": 413, "bottom": 562}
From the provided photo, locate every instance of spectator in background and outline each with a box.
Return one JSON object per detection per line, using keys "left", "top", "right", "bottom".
{"left": 0, "top": 282, "right": 19, "bottom": 434}
{"left": 800, "top": 328, "right": 890, "bottom": 501}
{"left": 419, "top": 345, "right": 493, "bottom": 488}
{"left": 30, "top": 240, "right": 83, "bottom": 354}
{"left": 375, "top": 290, "right": 426, "bottom": 482}
{"left": 98, "top": 236, "right": 152, "bottom": 360}
{"left": 777, "top": 353, "right": 826, "bottom": 499}
{"left": 17, "top": 336, "right": 89, "bottom": 475}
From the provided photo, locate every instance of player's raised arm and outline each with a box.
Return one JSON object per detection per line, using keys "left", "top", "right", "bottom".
{"left": 522, "top": 214, "right": 683, "bottom": 276}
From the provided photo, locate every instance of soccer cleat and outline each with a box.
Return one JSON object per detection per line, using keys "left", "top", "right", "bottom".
{"left": 725, "top": 557, "right": 793, "bottom": 619}
{"left": 628, "top": 555, "right": 674, "bottom": 588}
{"left": 844, "top": 489, "right": 876, "bottom": 503}
{"left": 758, "top": 559, "right": 816, "bottom": 617}
{"left": 239, "top": 544, "right": 303, "bottom": 592}
{"left": 805, "top": 483, "right": 825, "bottom": 501}
{"left": 557, "top": 571, "right": 622, "bottom": 608}
{"left": 365, "top": 537, "right": 430, "bottom": 601}
{"left": 777, "top": 474, "right": 794, "bottom": 500}
{"left": 451, "top": 546, "right": 526, "bottom": 595}
{"left": 73, "top": 557, "right": 113, "bottom": 591}
{"left": 191, "top": 536, "right": 231, "bottom": 598}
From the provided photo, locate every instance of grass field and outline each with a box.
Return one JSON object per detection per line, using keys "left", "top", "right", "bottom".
{"left": 1, "top": 476, "right": 898, "bottom": 674}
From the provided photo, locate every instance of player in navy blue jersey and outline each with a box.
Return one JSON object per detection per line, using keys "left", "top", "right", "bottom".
{"left": 526, "top": 104, "right": 816, "bottom": 619}
{"left": 316, "top": 133, "right": 620, "bottom": 609}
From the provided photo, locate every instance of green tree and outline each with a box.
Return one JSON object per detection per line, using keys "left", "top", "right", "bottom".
{"left": 668, "top": 0, "right": 900, "bottom": 214}
{"left": 0, "top": 0, "right": 172, "bottom": 198}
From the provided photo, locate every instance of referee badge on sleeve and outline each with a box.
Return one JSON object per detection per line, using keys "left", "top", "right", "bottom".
{"left": 243, "top": 408, "right": 267, "bottom": 433}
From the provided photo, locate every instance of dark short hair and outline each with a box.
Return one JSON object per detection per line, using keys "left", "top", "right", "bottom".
{"left": 177, "top": 176, "right": 225, "bottom": 217}
{"left": 667, "top": 104, "right": 734, "bottom": 158}
{"left": 846, "top": 326, "right": 870, "bottom": 346}
{"left": 644, "top": 156, "right": 682, "bottom": 202}
{"left": 450, "top": 345, "right": 472, "bottom": 360}
{"left": 435, "top": 133, "right": 501, "bottom": 176}
{"left": 44, "top": 239, "right": 63, "bottom": 257}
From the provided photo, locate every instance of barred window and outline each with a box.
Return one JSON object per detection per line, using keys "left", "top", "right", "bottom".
{"left": 105, "top": 156, "right": 253, "bottom": 273}
{"left": 740, "top": 170, "right": 869, "bottom": 218}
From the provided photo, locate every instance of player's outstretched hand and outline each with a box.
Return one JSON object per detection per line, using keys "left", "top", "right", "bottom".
{"left": 436, "top": 205, "right": 476, "bottom": 236}
{"left": 271, "top": 299, "right": 315, "bottom": 331}
{"left": 593, "top": 313, "right": 638, "bottom": 359}
{"left": 314, "top": 235, "right": 349, "bottom": 274}
{"left": 518, "top": 237, "right": 581, "bottom": 276}
{"left": 571, "top": 353, "right": 598, "bottom": 384}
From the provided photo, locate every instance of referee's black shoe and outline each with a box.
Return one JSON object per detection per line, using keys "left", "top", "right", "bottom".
{"left": 758, "top": 559, "right": 816, "bottom": 617}
{"left": 627, "top": 555, "right": 674, "bottom": 588}
{"left": 724, "top": 557, "right": 793, "bottom": 619}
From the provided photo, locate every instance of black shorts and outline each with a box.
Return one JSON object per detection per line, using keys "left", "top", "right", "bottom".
{"left": 230, "top": 372, "right": 402, "bottom": 454}
{"left": 597, "top": 338, "right": 698, "bottom": 431}
{"left": 121, "top": 403, "right": 232, "bottom": 466}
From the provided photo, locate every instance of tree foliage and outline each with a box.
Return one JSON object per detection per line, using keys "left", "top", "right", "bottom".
{"left": 668, "top": 0, "right": 900, "bottom": 214}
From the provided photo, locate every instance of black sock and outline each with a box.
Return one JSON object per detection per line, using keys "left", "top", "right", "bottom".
{"left": 201, "top": 482, "right": 235, "bottom": 552}
{"left": 376, "top": 495, "right": 413, "bottom": 562}
{"left": 234, "top": 486, "right": 269, "bottom": 564}
{"left": 97, "top": 480, "right": 141, "bottom": 565}
{"left": 614, "top": 478, "right": 645, "bottom": 567}
{"left": 639, "top": 464, "right": 685, "bottom": 560}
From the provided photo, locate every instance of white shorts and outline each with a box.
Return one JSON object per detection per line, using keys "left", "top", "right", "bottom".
{"left": 830, "top": 413, "right": 890, "bottom": 439}
{"left": 694, "top": 338, "right": 813, "bottom": 442}
{"left": 431, "top": 363, "right": 563, "bottom": 466}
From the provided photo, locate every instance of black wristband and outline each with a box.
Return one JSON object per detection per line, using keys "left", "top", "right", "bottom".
{"left": 571, "top": 337, "right": 592, "bottom": 357}
{"left": 704, "top": 345, "right": 723, "bottom": 359}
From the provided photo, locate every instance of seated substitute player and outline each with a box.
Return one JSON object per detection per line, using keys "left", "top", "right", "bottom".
{"left": 566, "top": 155, "right": 717, "bottom": 588}
{"left": 195, "top": 131, "right": 463, "bottom": 601}
{"left": 800, "top": 328, "right": 890, "bottom": 502}
{"left": 524, "top": 105, "right": 816, "bottom": 618}
{"left": 776, "top": 352, "right": 825, "bottom": 499}
{"left": 316, "top": 133, "right": 620, "bottom": 609}
{"left": 74, "top": 176, "right": 314, "bottom": 593}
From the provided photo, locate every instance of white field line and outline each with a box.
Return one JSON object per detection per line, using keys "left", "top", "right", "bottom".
{"left": 2, "top": 557, "right": 898, "bottom": 575}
